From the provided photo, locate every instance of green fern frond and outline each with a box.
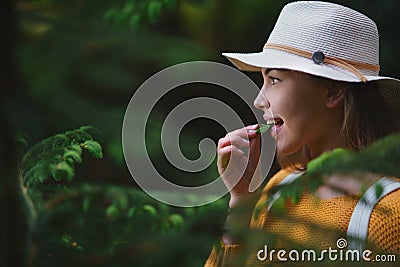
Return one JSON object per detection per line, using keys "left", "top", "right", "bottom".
{"left": 270, "top": 132, "right": 400, "bottom": 206}
{"left": 306, "top": 132, "right": 400, "bottom": 177}
{"left": 81, "top": 140, "right": 103, "bottom": 159}
{"left": 51, "top": 161, "right": 75, "bottom": 181}
{"left": 20, "top": 126, "right": 103, "bottom": 186}
{"left": 63, "top": 150, "right": 82, "bottom": 164}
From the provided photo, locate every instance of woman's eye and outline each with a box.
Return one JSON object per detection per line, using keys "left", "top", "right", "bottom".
{"left": 269, "top": 76, "right": 280, "bottom": 85}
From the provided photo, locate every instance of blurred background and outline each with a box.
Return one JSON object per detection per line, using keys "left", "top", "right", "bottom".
{"left": 1, "top": 0, "right": 399, "bottom": 266}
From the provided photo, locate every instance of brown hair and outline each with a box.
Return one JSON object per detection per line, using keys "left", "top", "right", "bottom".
{"left": 277, "top": 78, "right": 398, "bottom": 171}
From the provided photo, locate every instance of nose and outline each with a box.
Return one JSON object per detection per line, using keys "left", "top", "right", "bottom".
{"left": 253, "top": 87, "right": 269, "bottom": 111}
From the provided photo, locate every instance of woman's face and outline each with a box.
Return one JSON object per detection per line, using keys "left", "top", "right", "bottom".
{"left": 254, "top": 68, "right": 341, "bottom": 157}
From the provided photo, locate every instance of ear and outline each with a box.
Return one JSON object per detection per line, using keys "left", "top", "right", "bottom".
{"left": 325, "top": 83, "right": 345, "bottom": 109}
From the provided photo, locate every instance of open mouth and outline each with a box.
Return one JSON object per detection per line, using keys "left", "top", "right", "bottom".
{"left": 266, "top": 118, "right": 284, "bottom": 127}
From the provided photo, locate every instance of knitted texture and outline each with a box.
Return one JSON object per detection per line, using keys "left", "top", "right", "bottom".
{"left": 368, "top": 190, "right": 400, "bottom": 253}
{"left": 204, "top": 169, "right": 400, "bottom": 266}
{"left": 204, "top": 241, "right": 242, "bottom": 267}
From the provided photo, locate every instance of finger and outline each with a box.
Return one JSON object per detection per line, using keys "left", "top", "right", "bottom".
{"left": 220, "top": 135, "right": 251, "bottom": 150}
{"left": 218, "top": 136, "right": 231, "bottom": 149}
{"left": 219, "top": 124, "right": 259, "bottom": 148}
{"left": 218, "top": 145, "right": 245, "bottom": 157}
{"left": 218, "top": 146, "right": 248, "bottom": 185}
{"left": 230, "top": 124, "right": 259, "bottom": 140}
{"left": 218, "top": 145, "right": 246, "bottom": 170}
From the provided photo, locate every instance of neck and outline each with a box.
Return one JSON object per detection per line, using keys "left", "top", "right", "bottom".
{"left": 308, "top": 119, "right": 343, "bottom": 160}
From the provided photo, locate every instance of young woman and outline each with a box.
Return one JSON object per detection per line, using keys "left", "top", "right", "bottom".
{"left": 205, "top": 1, "right": 400, "bottom": 266}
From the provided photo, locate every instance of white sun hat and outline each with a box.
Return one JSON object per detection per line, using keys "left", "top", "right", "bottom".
{"left": 222, "top": 1, "right": 400, "bottom": 110}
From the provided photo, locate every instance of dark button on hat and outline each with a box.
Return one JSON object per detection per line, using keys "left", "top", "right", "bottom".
{"left": 312, "top": 51, "right": 325, "bottom": 64}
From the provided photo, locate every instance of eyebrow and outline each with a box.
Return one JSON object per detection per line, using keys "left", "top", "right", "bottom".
{"left": 264, "top": 68, "right": 277, "bottom": 75}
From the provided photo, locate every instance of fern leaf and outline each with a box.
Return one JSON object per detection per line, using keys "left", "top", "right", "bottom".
{"left": 63, "top": 150, "right": 82, "bottom": 164}
{"left": 51, "top": 161, "right": 75, "bottom": 181}
{"left": 82, "top": 140, "right": 103, "bottom": 159}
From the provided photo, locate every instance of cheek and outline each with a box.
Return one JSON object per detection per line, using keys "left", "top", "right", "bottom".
{"left": 275, "top": 98, "right": 326, "bottom": 154}
{"left": 286, "top": 88, "right": 327, "bottom": 128}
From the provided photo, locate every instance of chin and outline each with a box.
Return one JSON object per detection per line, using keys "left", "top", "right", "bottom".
{"left": 276, "top": 146, "right": 308, "bottom": 170}
{"left": 276, "top": 139, "right": 300, "bottom": 156}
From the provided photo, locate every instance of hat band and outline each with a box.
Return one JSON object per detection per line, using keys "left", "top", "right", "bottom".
{"left": 264, "top": 43, "right": 380, "bottom": 83}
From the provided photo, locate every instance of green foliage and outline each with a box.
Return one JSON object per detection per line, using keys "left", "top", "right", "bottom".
{"left": 15, "top": 0, "right": 212, "bottom": 185}
{"left": 20, "top": 126, "right": 102, "bottom": 186}
{"left": 256, "top": 123, "right": 272, "bottom": 134}
{"left": 306, "top": 132, "right": 400, "bottom": 178}
{"left": 8, "top": 1, "right": 400, "bottom": 267}
{"left": 19, "top": 127, "right": 227, "bottom": 267}
{"left": 269, "top": 132, "right": 400, "bottom": 208}
{"left": 103, "top": 0, "right": 178, "bottom": 28}
{"left": 81, "top": 140, "right": 103, "bottom": 159}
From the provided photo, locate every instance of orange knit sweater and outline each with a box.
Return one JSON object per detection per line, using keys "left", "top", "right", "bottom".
{"left": 204, "top": 169, "right": 400, "bottom": 266}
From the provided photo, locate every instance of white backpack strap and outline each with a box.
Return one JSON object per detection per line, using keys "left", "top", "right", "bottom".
{"left": 347, "top": 177, "right": 400, "bottom": 252}
{"left": 267, "top": 171, "right": 304, "bottom": 211}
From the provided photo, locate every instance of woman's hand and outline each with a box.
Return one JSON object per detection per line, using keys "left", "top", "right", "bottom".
{"left": 217, "top": 124, "right": 262, "bottom": 208}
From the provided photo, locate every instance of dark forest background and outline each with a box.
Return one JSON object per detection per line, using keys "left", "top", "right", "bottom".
{"left": 1, "top": 0, "right": 399, "bottom": 266}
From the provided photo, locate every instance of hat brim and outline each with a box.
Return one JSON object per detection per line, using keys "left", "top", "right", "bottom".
{"left": 223, "top": 49, "right": 400, "bottom": 83}
{"left": 223, "top": 49, "right": 400, "bottom": 114}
